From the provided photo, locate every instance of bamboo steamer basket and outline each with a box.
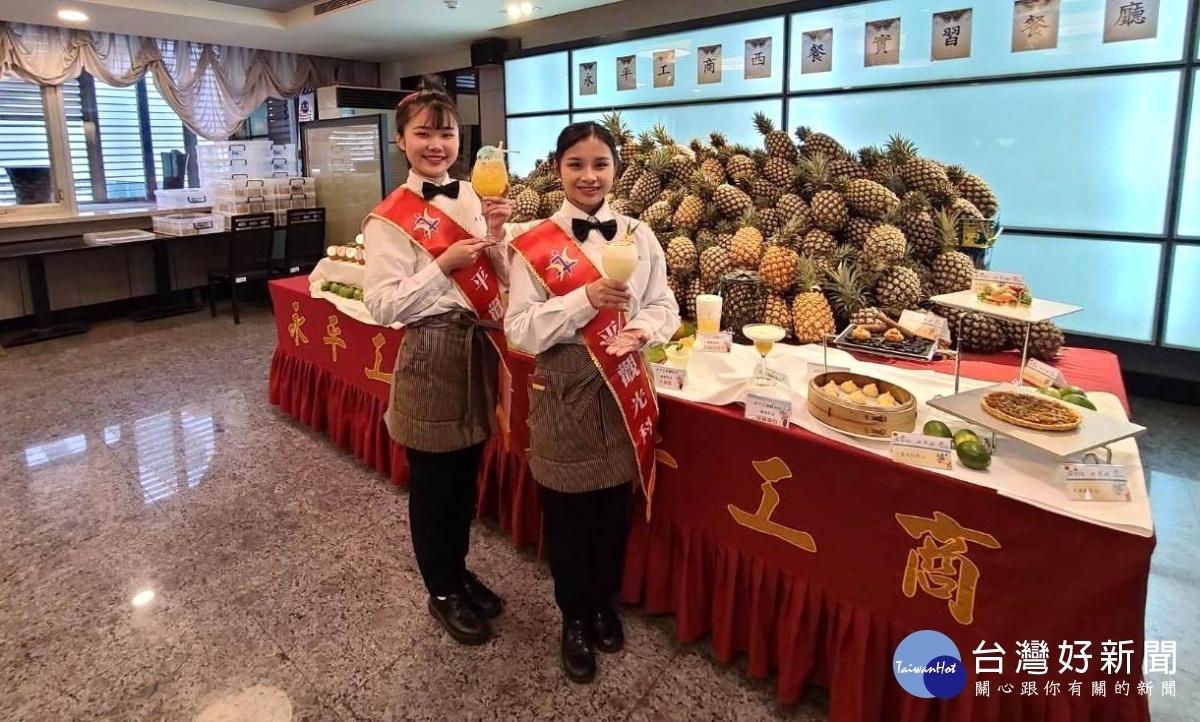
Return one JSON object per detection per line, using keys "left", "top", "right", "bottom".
{"left": 808, "top": 372, "right": 917, "bottom": 438}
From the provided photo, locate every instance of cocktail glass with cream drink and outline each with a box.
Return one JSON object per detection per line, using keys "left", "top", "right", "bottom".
{"left": 743, "top": 324, "right": 787, "bottom": 386}
{"left": 601, "top": 240, "right": 638, "bottom": 284}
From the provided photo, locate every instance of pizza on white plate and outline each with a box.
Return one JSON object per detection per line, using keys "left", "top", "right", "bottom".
{"left": 980, "top": 391, "right": 1082, "bottom": 432}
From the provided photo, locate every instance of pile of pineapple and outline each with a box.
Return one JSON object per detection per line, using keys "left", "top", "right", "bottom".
{"left": 506, "top": 112, "right": 1064, "bottom": 361}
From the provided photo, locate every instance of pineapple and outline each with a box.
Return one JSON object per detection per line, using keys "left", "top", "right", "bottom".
{"left": 672, "top": 171, "right": 712, "bottom": 234}
{"left": 718, "top": 271, "right": 766, "bottom": 335}
{"left": 709, "top": 131, "right": 731, "bottom": 160}
{"left": 823, "top": 261, "right": 875, "bottom": 327}
{"left": 861, "top": 223, "right": 907, "bottom": 271}
{"left": 763, "top": 293, "right": 794, "bottom": 337}
{"left": 762, "top": 155, "right": 797, "bottom": 188}
{"left": 540, "top": 190, "right": 566, "bottom": 217}
{"left": 795, "top": 126, "right": 848, "bottom": 160}
{"left": 700, "top": 245, "right": 733, "bottom": 288}
{"left": 768, "top": 213, "right": 805, "bottom": 251}
{"left": 759, "top": 246, "right": 799, "bottom": 293}
{"left": 609, "top": 198, "right": 635, "bottom": 216}
{"left": 747, "top": 176, "right": 784, "bottom": 208}
{"left": 800, "top": 229, "right": 837, "bottom": 258}
{"left": 811, "top": 190, "right": 848, "bottom": 232}
{"left": 791, "top": 256, "right": 836, "bottom": 343}
{"left": 642, "top": 198, "right": 674, "bottom": 234}
{"left": 931, "top": 209, "right": 976, "bottom": 295}
{"left": 757, "top": 208, "right": 783, "bottom": 239}
{"left": 614, "top": 162, "right": 642, "bottom": 198}
{"left": 840, "top": 216, "right": 879, "bottom": 248}
{"left": 841, "top": 178, "right": 899, "bottom": 220}
{"left": 700, "top": 157, "right": 727, "bottom": 185}
{"left": 828, "top": 157, "right": 870, "bottom": 182}
{"left": 714, "top": 183, "right": 753, "bottom": 218}
{"left": 726, "top": 153, "right": 756, "bottom": 181}
{"left": 666, "top": 236, "right": 698, "bottom": 277}
{"left": 754, "top": 112, "right": 798, "bottom": 161}
{"left": 602, "top": 111, "right": 636, "bottom": 167}
{"left": 857, "top": 145, "right": 896, "bottom": 185}
{"left": 952, "top": 197, "right": 985, "bottom": 220}
{"left": 511, "top": 176, "right": 545, "bottom": 222}
{"left": 954, "top": 311, "right": 1009, "bottom": 353}
{"left": 629, "top": 149, "right": 670, "bottom": 212}
{"left": 730, "top": 221, "right": 765, "bottom": 270}
{"left": 886, "top": 135, "right": 955, "bottom": 204}
{"left": 668, "top": 153, "right": 697, "bottom": 185}
{"left": 900, "top": 192, "right": 941, "bottom": 260}
{"left": 874, "top": 266, "right": 923, "bottom": 312}
{"left": 1027, "top": 321, "right": 1065, "bottom": 362}
{"left": 946, "top": 165, "right": 998, "bottom": 219}
{"left": 777, "top": 193, "right": 807, "bottom": 222}
{"left": 849, "top": 306, "right": 884, "bottom": 328}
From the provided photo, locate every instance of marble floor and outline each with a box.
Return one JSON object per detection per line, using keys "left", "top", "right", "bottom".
{"left": 0, "top": 306, "right": 1196, "bottom": 721}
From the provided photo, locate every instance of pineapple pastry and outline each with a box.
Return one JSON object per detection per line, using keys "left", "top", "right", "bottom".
{"left": 840, "top": 380, "right": 859, "bottom": 394}
{"left": 851, "top": 325, "right": 872, "bottom": 342}
{"left": 878, "top": 392, "right": 897, "bottom": 408}
{"left": 863, "top": 383, "right": 880, "bottom": 398}
{"left": 848, "top": 390, "right": 868, "bottom": 405}
{"left": 822, "top": 380, "right": 840, "bottom": 397}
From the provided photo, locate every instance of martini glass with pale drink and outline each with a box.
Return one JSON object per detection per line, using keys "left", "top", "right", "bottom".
{"left": 600, "top": 235, "right": 641, "bottom": 355}
{"left": 471, "top": 144, "right": 509, "bottom": 241}
{"left": 743, "top": 324, "right": 787, "bottom": 386}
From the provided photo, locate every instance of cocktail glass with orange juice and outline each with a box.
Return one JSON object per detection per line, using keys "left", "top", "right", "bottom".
{"left": 471, "top": 144, "right": 509, "bottom": 241}
{"left": 743, "top": 323, "right": 787, "bottom": 386}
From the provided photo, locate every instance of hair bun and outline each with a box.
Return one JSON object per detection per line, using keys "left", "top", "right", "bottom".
{"left": 418, "top": 74, "right": 448, "bottom": 93}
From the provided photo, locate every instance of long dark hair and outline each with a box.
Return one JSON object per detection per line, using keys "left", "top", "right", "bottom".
{"left": 554, "top": 121, "right": 619, "bottom": 171}
{"left": 395, "top": 75, "right": 460, "bottom": 133}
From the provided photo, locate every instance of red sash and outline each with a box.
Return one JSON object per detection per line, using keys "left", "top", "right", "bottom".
{"left": 511, "top": 220, "right": 659, "bottom": 512}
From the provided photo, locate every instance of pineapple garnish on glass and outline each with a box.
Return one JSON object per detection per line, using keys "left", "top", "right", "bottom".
{"left": 471, "top": 143, "right": 509, "bottom": 241}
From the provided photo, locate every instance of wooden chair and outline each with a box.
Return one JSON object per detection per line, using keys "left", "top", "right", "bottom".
{"left": 207, "top": 213, "right": 275, "bottom": 324}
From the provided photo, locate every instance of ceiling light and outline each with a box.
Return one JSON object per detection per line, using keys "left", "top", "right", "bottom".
{"left": 131, "top": 589, "right": 156, "bottom": 607}
{"left": 520, "top": 1, "right": 533, "bottom": 13}
{"left": 57, "top": 9, "right": 89, "bottom": 23}
{"left": 504, "top": 2, "right": 538, "bottom": 18}
{"left": 507, "top": 4, "right": 521, "bottom": 18}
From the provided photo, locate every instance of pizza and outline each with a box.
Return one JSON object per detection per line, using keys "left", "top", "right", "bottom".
{"left": 980, "top": 391, "right": 1082, "bottom": 432}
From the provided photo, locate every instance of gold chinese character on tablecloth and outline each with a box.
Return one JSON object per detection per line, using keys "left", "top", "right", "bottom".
{"left": 896, "top": 511, "right": 1000, "bottom": 625}
{"left": 728, "top": 457, "right": 816, "bottom": 553}
{"left": 288, "top": 301, "right": 309, "bottom": 345}
{"left": 323, "top": 315, "right": 347, "bottom": 362}
{"left": 364, "top": 333, "right": 393, "bottom": 385}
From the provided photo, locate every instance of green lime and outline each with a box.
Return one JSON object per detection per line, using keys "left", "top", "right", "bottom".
{"left": 923, "top": 420, "right": 953, "bottom": 439}
{"left": 1059, "top": 385, "right": 1087, "bottom": 398}
{"left": 1037, "top": 386, "right": 1062, "bottom": 399}
{"left": 957, "top": 440, "right": 992, "bottom": 471}
{"left": 953, "top": 429, "right": 980, "bottom": 449}
{"left": 1062, "top": 394, "right": 1096, "bottom": 411}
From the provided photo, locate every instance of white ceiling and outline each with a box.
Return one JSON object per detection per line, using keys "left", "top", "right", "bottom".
{"left": 0, "top": 0, "right": 625, "bottom": 62}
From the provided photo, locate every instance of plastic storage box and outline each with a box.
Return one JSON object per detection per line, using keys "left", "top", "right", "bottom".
{"left": 155, "top": 189, "right": 213, "bottom": 209}
{"left": 153, "top": 212, "right": 226, "bottom": 236}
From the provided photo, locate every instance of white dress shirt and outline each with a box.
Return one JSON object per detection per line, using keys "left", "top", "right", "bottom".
{"left": 363, "top": 170, "right": 510, "bottom": 327}
{"left": 505, "top": 200, "right": 680, "bottom": 355}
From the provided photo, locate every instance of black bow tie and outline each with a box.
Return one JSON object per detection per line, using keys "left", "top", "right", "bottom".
{"left": 422, "top": 180, "right": 460, "bottom": 201}
{"left": 572, "top": 217, "right": 618, "bottom": 242}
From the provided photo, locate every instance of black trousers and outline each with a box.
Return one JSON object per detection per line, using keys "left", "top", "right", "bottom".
{"left": 406, "top": 443, "right": 484, "bottom": 597}
{"left": 538, "top": 483, "right": 632, "bottom": 620}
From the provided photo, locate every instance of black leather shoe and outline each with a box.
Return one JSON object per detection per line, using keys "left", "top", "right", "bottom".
{"left": 592, "top": 606, "right": 624, "bottom": 654}
{"left": 461, "top": 570, "right": 503, "bottom": 619}
{"left": 428, "top": 592, "right": 491, "bottom": 646}
{"left": 561, "top": 617, "right": 597, "bottom": 684}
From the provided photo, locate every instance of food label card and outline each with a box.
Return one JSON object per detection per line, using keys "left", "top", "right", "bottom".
{"left": 651, "top": 364, "right": 687, "bottom": 391}
{"left": 745, "top": 393, "right": 791, "bottom": 428}
{"left": 697, "top": 331, "right": 733, "bottom": 353}
{"left": 1059, "top": 463, "right": 1131, "bottom": 502}
{"left": 891, "top": 433, "right": 954, "bottom": 471}
{"left": 899, "top": 310, "right": 948, "bottom": 341}
{"left": 806, "top": 363, "right": 850, "bottom": 382}
{"left": 972, "top": 270, "right": 1025, "bottom": 293}
{"left": 1022, "top": 358, "right": 1067, "bottom": 389}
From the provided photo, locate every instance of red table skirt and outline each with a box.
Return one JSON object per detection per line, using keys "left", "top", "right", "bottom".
{"left": 267, "top": 277, "right": 1151, "bottom": 722}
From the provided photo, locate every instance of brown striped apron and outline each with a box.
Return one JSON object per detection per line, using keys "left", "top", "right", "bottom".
{"left": 527, "top": 344, "right": 638, "bottom": 493}
{"left": 385, "top": 311, "right": 498, "bottom": 453}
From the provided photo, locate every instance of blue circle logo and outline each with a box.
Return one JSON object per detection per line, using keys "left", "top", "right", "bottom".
{"left": 893, "top": 631, "right": 966, "bottom": 699}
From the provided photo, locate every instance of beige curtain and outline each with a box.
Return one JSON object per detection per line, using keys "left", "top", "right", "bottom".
{"left": 0, "top": 22, "right": 379, "bottom": 140}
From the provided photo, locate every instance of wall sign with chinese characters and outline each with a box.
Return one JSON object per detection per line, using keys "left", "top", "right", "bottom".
{"left": 578, "top": 62, "right": 598, "bottom": 96}
{"left": 697, "top": 44, "right": 723, "bottom": 85}
{"left": 801, "top": 28, "right": 833, "bottom": 74}
{"left": 1012, "top": 0, "right": 1061, "bottom": 53}
{"left": 744, "top": 37, "right": 773, "bottom": 80}
{"left": 616, "top": 55, "right": 637, "bottom": 92}
{"left": 932, "top": 9, "right": 973, "bottom": 61}
{"left": 865, "top": 18, "right": 901, "bottom": 68}
{"left": 653, "top": 49, "right": 676, "bottom": 88}
{"left": 1104, "top": 0, "right": 1159, "bottom": 43}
